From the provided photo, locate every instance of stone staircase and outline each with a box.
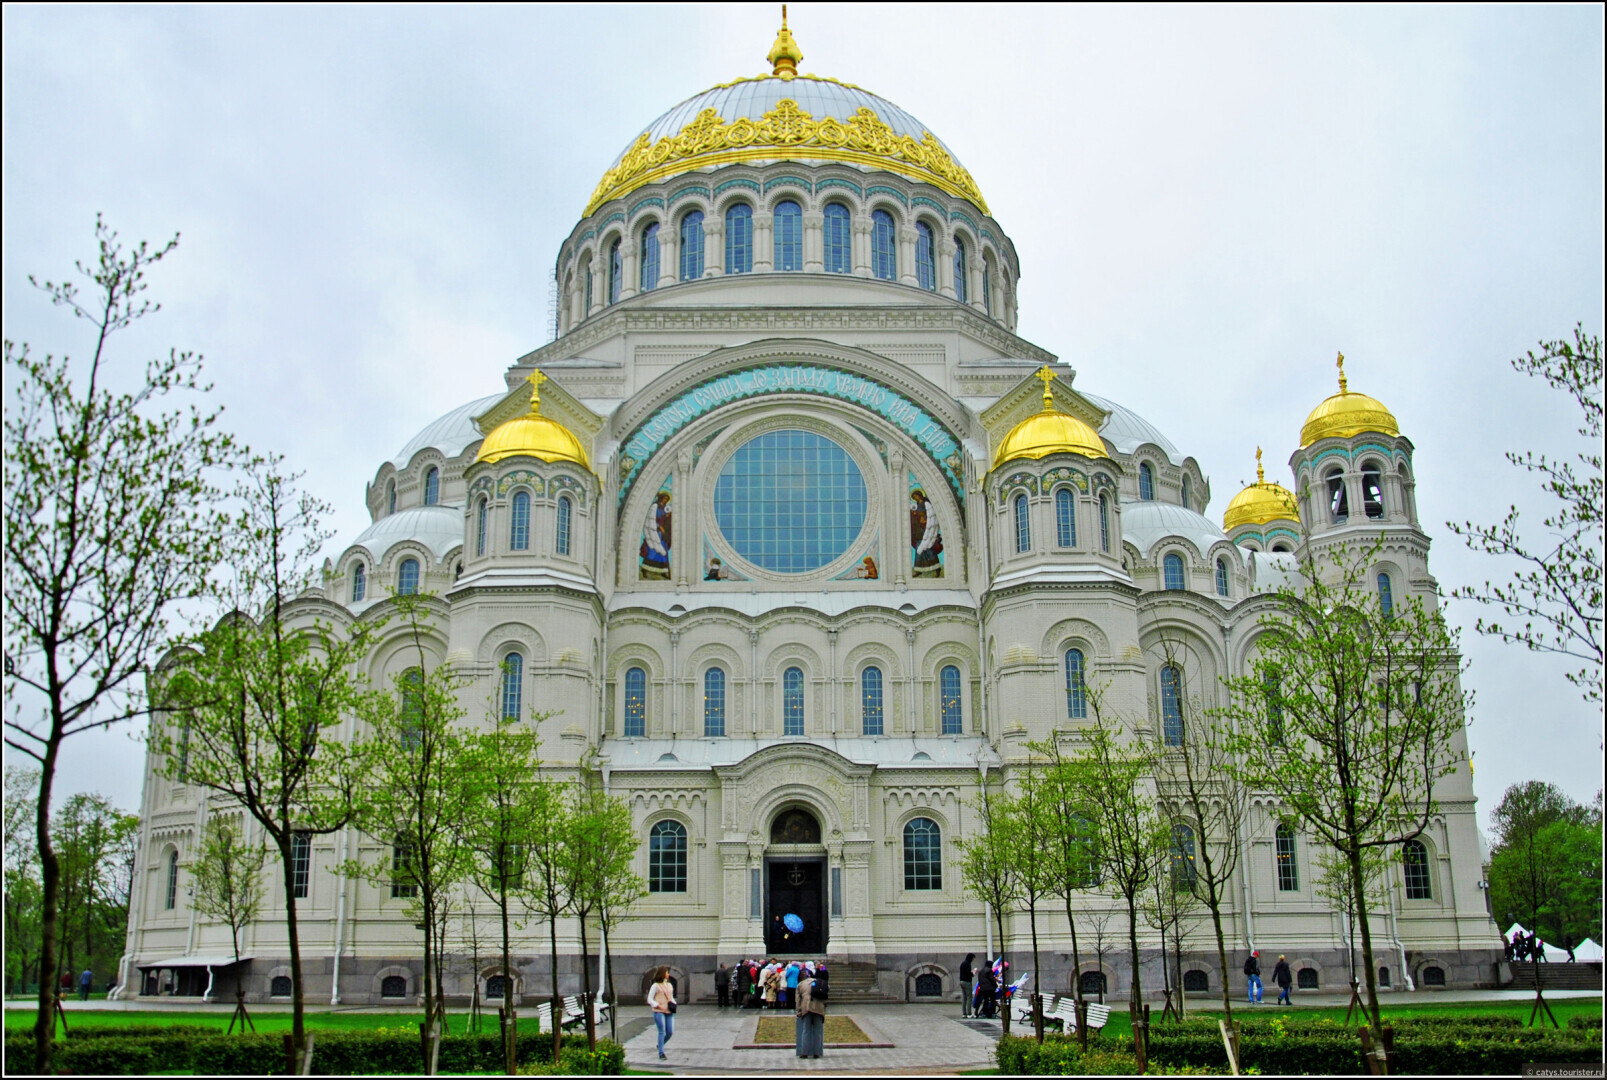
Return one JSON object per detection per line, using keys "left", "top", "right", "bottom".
{"left": 828, "top": 961, "right": 905, "bottom": 1003}
{"left": 1505, "top": 963, "right": 1603, "bottom": 991}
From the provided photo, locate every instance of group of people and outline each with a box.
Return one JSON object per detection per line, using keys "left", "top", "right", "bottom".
{"left": 1505, "top": 931, "right": 1554, "bottom": 963}
{"left": 1242, "top": 950, "right": 1296, "bottom": 1005}
{"left": 958, "top": 953, "right": 1016, "bottom": 1019}
{"left": 715, "top": 957, "right": 831, "bottom": 1013}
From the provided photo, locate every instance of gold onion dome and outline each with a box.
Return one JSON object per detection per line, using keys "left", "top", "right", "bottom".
{"left": 1223, "top": 448, "right": 1300, "bottom": 531}
{"left": 992, "top": 367, "right": 1108, "bottom": 470}
{"left": 475, "top": 371, "right": 589, "bottom": 468}
{"left": 1299, "top": 352, "right": 1399, "bottom": 447}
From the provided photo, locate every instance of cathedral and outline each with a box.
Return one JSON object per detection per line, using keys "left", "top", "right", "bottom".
{"left": 118, "top": 15, "right": 1498, "bottom": 1006}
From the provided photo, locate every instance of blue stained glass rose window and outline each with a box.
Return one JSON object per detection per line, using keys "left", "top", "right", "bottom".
{"left": 713, "top": 430, "right": 867, "bottom": 573}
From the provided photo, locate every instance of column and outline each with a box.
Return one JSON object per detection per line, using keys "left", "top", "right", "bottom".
{"left": 620, "top": 238, "right": 639, "bottom": 300}
{"left": 897, "top": 226, "right": 918, "bottom": 286}
{"left": 802, "top": 210, "right": 824, "bottom": 273}
{"left": 703, "top": 213, "right": 725, "bottom": 278}
{"left": 749, "top": 630, "right": 760, "bottom": 736}
{"left": 970, "top": 255, "right": 987, "bottom": 313}
{"left": 753, "top": 210, "right": 774, "bottom": 273}
{"left": 938, "top": 237, "right": 957, "bottom": 299}
{"left": 852, "top": 214, "right": 873, "bottom": 278}
{"left": 668, "top": 630, "right": 680, "bottom": 737}
{"left": 658, "top": 226, "right": 679, "bottom": 289}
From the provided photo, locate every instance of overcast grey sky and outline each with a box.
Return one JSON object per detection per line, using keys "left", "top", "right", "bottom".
{"left": 4, "top": 5, "right": 1602, "bottom": 832}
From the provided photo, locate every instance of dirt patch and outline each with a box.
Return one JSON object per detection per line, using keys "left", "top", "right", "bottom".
{"left": 752, "top": 1014, "right": 873, "bottom": 1044}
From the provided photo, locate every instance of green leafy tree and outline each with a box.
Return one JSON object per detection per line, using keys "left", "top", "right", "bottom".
{"left": 1029, "top": 736, "right": 1101, "bottom": 1047}
{"left": 50, "top": 792, "right": 139, "bottom": 994}
{"left": 521, "top": 774, "right": 575, "bottom": 1058}
{"left": 4, "top": 767, "right": 43, "bottom": 996}
{"left": 575, "top": 765, "right": 647, "bottom": 1045}
{"left": 3, "top": 218, "right": 243, "bottom": 1072}
{"left": 189, "top": 815, "right": 266, "bottom": 1030}
{"left": 1011, "top": 759, "right": 1055, "bottom": 1040}
{"left": 568, "top": 762, "right": 644, "bottom": 1049}
{"left": 1313, "top": 843, "right": 1390, "bottom": 992}
{"left": 1487, "top": 781, "right": 1603, "bottom": 949}
{"left": 958, "top": 772, "right": 1022, "bottom": 1034}
{"left": 1449, "top": 325, "right": 1603, "bottom": 706}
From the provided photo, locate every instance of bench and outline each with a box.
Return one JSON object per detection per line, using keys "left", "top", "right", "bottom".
{"left": 527, "top": 995, "right": 609, "bottom": 1034}
{"left": 1014, "top": 994, "right": 1110, "bottom": 1035}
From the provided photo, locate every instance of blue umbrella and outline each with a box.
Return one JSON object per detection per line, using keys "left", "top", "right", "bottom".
{"left": 783, "top": 913, "right": 804, "bottom": 934}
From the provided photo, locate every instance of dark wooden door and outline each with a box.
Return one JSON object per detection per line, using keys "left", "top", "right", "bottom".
{"left": 766, "top": 860, "right": 825, "bottom": 954}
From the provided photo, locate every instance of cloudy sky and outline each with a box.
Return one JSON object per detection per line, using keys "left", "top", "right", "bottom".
{"left": 4, "top": 5, "right": 1602, "bottom": 831}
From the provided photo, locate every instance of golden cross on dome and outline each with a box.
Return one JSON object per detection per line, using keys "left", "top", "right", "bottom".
{"left": 1336, "top": 350, "right": 1348, "bottom": 394}
{"left": 768, "top": 4, "right": 803, "bottom": 77}
{"left": 1256, "top": 446, "right": 1265, "bottom": 485}
{"left": 1035, "top": 365, "right": 1058, "bottom": 410}
{"left": 525, "top": 370, "right": 548, "bottom": 414}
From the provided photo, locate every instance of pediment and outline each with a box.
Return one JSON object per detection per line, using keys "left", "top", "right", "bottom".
{"left": 979, "top": 365, "right": 1109, "bottom": 463}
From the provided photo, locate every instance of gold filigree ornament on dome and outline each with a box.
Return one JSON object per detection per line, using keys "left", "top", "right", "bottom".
{"left": 1222, "top": 447, "right": 1300, "bottom": 531}
{"left": 1299, "top": 351, "right": 1399, "bottom": 447}
{"left": 475, "top": 370, "right": 591, "bottom": 468}
{"left": 991, "top": 367, "right": 1108, "bottom": 470}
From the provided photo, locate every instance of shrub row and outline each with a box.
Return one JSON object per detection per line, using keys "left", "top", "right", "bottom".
{"left": 520, "top": 1040, "right": 627, "bottom": 1075}
{"left": 1569, "top": 1014, "right": 1603, "bottom": 1030}
{"left": 995, "top": 1036, "right": 1224, "bottom": 1076}
{"left": 1155, "top": 1013, "right": 1524, "bottom": 1034}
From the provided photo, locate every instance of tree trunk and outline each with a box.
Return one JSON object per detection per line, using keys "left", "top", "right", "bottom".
{"left": 421, "top": 887, "right": 436, "bottom": 1076}
{"left": 603, "top": 917, "right": 618, "bottom": 1044}
{"left": 278, "top": 831, "right": 308, "bottom": 1064}
{"left": 1208, "top": 892, "right": 1234, "bottom": 1027}
{"left": 31, "top": 738, "right": 61, "bottom": 1075}
{"left": 1126, "top": 895, "right": 1143, "bottom": 1019}
{"left": 1063, "top": 897, "right": 1087, "bottom": 1049}
{"left": 578, "top": 916, "right": 596, "bottom": 1049}
{"left": 994, "top": 905, "right": 1010, "bottom": 1035}
{"left": 500, "top": 885, "right": 515, "bottom": 1075}
{"left": 1346, "top": 844, "right": 1384, "bottom": 1030}
{"left": 1028, "top": 901, "right": 1043, "bottom": 1041}
{"left": 549, "top": 912, "right": 562, "bottom": 1058}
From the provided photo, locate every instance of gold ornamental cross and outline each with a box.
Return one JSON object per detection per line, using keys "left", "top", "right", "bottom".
{"left": 526, "top": 369, "right": 548, "bottom": 413}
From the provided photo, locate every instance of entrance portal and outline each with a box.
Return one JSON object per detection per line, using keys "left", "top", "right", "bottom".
{"left": 766, "top": 859, "right": 826, "bottom": 954}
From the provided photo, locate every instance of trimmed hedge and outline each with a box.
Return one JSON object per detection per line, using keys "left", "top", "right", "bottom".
{"left": 5, "top": 1035, "right": 159, "bottom": 1076}
{"left": 520, "top": 1040, "right": 627, "bottom": 1075}
{"left": 1569, "top": 1014, "right": 1603, "bottom": 1030}
{"left": 995, "top": 1035, "right": 1224, "bottom": 1076}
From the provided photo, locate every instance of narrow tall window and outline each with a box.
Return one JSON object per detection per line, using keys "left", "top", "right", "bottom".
{"left": 862, "top": 666, "right": 884, "bottom": 735}
{"left": 1099, "top": 495, "right": 1111, "bottom": 552}
{"left": 783, "top": 666, "right": 804, "bottom": 736}
{"left": 639, "top": 223, "right": 660, "bottom": 291}
{"left": 400, "top": 667, "right": 424, "bottom": 751}
{"left": 387, "top": 480, "right": 396, "bottom": 515}
{"left": 608, "top": 239, "right": 622, "bottom": 305}
{"left": 1171, "top": 824, "right": 1197, "bottom": 889}
{"left": 1216, "top": 557, "right": 1230, "bottom": 597}
{"left": 1139, "top": 463, "right": 1155, "bottom": 501}
{"left": 679, "top": 211, "right": 704, "bottom": 280}
{"left": 940, "top": 665, "right": 962, "bottom": 734}
{"left": 773, "top": 200, "right": 802, "bottom": 271}
{"left": 725, "top": 203, "right": 752, "bottom": 274}
{"left": 915, "top": 223, "right": 936, "bottom": 290}
{"left": 475, "top": 499, "right": 488, "bottom": 557}
{"left": 1362, "top": 462, "right": 1385, "bottom": 519}
{"left": 1378, "top": 572, "right": 1394, "bottom": 620}
{"left": 501, "top": 652, "right": 523, "bottom": 721}
{"left": 351, "top": 563, "right": 366, "bottom": 602}
{"left": 392, "top": 839, "right": 417, "bottom": 898}
{"left": 510, "top": 491, "right": 530, "bottom": 550}
{"left": 824, "top": 203, "right": 851, "bottom": 273}
{"left": 1264, "top": 671, "right": 1283, "bottom": 744}
{"left": 291, "top": 832, "right": 311, "bottom": 899}
{"left": 624, "top": 666, "right": 647, "bottom": 737}
{"left": 703, "top": 667, "right": 726, "bottom": 737}
{"left": 953, "top": 237, "right": 968, "bottom": 303}
{"left": 1164, "top": 553, "right": 1185, "bottom": 590}
{"left": 1161, "top": 665, "right": 1183, "bottom": 746}
{"left": 1182, "top": 474, "right": 1192, "bottom": 510}
{"left": 982, "top": 256, "right": 992, "bottom": 314}
{"left": 1402, "top": 839, "right": 1432, "bottom": 899}
{"left": 648, "top": 820, "right": 687, "bottom": 892}
{"left": 903, "top": 818, "right": 942, "bottom": 890}
{"left": 1056, "top": 488, "right": 1077, "bottom": 547}
{"left": 1065, "top": 648, "right": 1087, "bottom": 719}
{"left": 165, "top": 849, "right": 179, "bottom": 910}
{"left": 397, "top": 558, "right": 420, "bottom": 596}
{"left": 1326, "top": 468, "right": 1348, "bottom": 523}
{"left": 1014, "top": 493, "right": 1031, "bottom": 553}
{"left": 1276, "top": 824, "right": 1299, "bottom": 891}
{"left": 871, "top": 209, "right": 897, "bottom": 280}
{"left": 555, "top": 495, "right": 572, "bottom": 556}
{"left": 424, "top": 467, "right": 440, "bottom": 506}
{"left": 584, "top": 267, "right": 593, "bottom": 313}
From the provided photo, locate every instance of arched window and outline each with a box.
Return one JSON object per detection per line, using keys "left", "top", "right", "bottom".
{"left": 399, "top": 667, "right": 424, "bottom": 751}
{"left": 1276, "top": 824, "right": 1299, "bottom": 891}
{"left": 380, "top": 974, "right": 407, "bottom": 998}
{"left": 1181, "top": 474, "right": 1192, "bottom": 510}
{"left": 703, "top": 667, "right": 726, "bottom": 737}
{"left": 272, "top": 975, "right": 294, "bottom": 996}
{"left": 486, "top": 974, "right": 509, "bottom": 1001}
{"left": 584, "top": 265, "right": 593, "bottom": 312}
{"left": 397, "top": 558, "right": 420, "bottom": 596}
{"left": 1099, "top": 495, "right": 1111, "bottom": 553}
{"left": 982, "top": 254, "right": 993, "bottom": 314}
{"left": 1420, "top": 966, "right": 1445, "bottom": 987}
{"left": 501, "top": 652, "right": 523, "bottom": 721}
{"left": 555, "top": 495, "right": 572, "bottom": 557}
{"left": 624, "top": 666, "right": 646, "bottom": 737}
{"left": 1183, "top": 970, "right": 1209, "bottom": 992}
{"left": 1170, "top": 823, "right": 1196, "bottom": 889}
{"left": 510, "top": 491, "right": 530, "bottom": 551}
{"left": 861, "top": 666, "right": 884, "bottom": 735}
{"left": 783, "top": 666, "right": 804, "bottom": 736}
{"left": 724, "top": 203, "right": 752, "bottom": 274}
{"left": 424, "top": 467, "right": 440, "bottom": 507}
{"left": 1378, "top": 966, "right": 1391, "bottom": 987}
{"left": 1014, "top": 493, "right": 1032, "bottom": 553}
{"left": 475, "top": 499, "right": 488, "bottom": 557}
{"left": 871, "top": 209, "right": 897, "bottom": 280}
{"left": 387, "top": 480, "right": 396, "bottom": 515}
{"left": 351, "top": 563, "right": 366, "bottom": 602}
{"left": 1377, "top": 572, "right": 1394, "bottom": 620}
{"left": 773, "top": 200, "right": 802, "bottom": 271}
{"left": 1161, "top": 665, "right": 1184, "bottom": 745}
{"left": 1402, "top": 839, "right": 1432, "bottom": 899}
{"left": 1298, "top": 968, "right": 1320, "bottom": 989}
{"left": 940, "top": 665, "right": 962, "bottom": 734}
{"left": 1080, "top": 970, "right": 1107, "bottom": 997}
{"left": 953, "top": 237, "right": 968, "bottom": 303}
{"left": 648, "top": 820, "right": 687, "bottom": 892}
{"left": 1326, "top": 468, "right": 1348, "bottom": 523}
{"left": 915, "top": 222, "right": 936, "bottom": 290}
{"left": 903, "top": 818, "right": 942, "bottom": 890}
{"left": 607, "top": 239, "right": 622, "bottom": 305}
{"left": 1065, "top": 649, "right": 1087, "bottom": 719}
{"left": 290, "top": 831, "right": 311, "bottom": 898}
{"left": 823, "top": 203, "right": 851, "bottom": 273}
{"left": 165, "top": 849, "right": 179, "bottom": 910}
{"left": 1163, "top": 553, "right": 1185, "bottom": 590}
{"left": 1070, "top": 813, "right": 1101, "bottom": 887}
{"left": 1361, "top": 461, "right": 1385, "bottom": 519}
{"left": 1264, "top": 671, "right": 1284, "bottom": 744}
{"left": 1056, "top": 488, "right": 1077, "bottom": 547}
{"left": 1139, "top": 463, "right": 1154, "bottom": 501}
{"left": 679, "top": 211, "right": 704, "bottom": 281}
{"left": 639, "top": 223, "right": 660, "bottom": 291}
{"left": 392, "top": 838, "right": 418, "bottom": 897}
{"left": 1216, "top": 557, "right": 1230, "bottom": 597}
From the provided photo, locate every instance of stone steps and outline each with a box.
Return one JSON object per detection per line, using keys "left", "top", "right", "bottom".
{"left": 1505, "top": 964, "right": 1603, "bottom": 991}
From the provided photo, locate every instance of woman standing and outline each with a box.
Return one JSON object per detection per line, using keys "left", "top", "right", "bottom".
{"left": 647, "top": 966, "right": 676, "bottom": 1061}
{"left": 959, "top": 953, "right": 976, "bottom": 1017}
{"left": 795, "top": 961, "right": 827, "bottom": 1058}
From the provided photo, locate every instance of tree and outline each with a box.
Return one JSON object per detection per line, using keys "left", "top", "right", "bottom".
{"left": 1011, "top": 759, "right": 1056, "bottom": 1040}
{"left": 1313, "top": 843, "right": 1389, "bottom": 998}
{"left": 1222, "top": 542, "right": 1471, "bottom": 1030}
{"left": 568, "top": 762, "right": 644, "bottom": 1049}
{"left": 189, "top": 816, "right": 267, "bottom": 1032}
{"left": 3, "top": 218, "right": 243, "bottom": 1072}
{"left": 957, "top": 772, "right": 1021, "bottom": 1034}
{"left": 521, "top": 775, "right": 575, "bottom": 1058}
{"left": 1449, "top": 325, "right": 1603, "bottom": 707}
{"left": 4, "top": 767, "right": 43, "bottom": 997}
{"left": 50, "top": 793, "right": 139, "bottom": 995}
{"left": 154, "top": 466, "right": 373, "bottom": 1065}
{"left": 1030, "top": 736, "right": 1101, "bottom": 1047}
{"left": 1145, "top": 834, "right": 1200, "bottom": 1022}
{"left": 1487, "top": 781, "right": 1603, "bottom": 949}
{"left": 575, "top": 766, "right": 646, "bottom": 1046}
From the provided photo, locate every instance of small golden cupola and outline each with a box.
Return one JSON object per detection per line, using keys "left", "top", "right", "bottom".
{"left": 1299, "top": 351, "right": 1400, "bottom": 447}
{"left": 475, "top": 371, "right": 590, "bottom": 468}
{"left": 767, "top": 5, "right": 804, "bottom": 78}
{"left": 992, "top": 367, "right": 1108, "bottom": 470}
{"left": 1223, "top": 447, "right": 1300, "bottom": 531}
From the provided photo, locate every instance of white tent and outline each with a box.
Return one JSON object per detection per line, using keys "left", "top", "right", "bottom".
{"left": 1505, "top": 923, "right": 1578, "bottom": 963}
{"left": 1571, "top": 938, "right": 1604, "bottom": 963}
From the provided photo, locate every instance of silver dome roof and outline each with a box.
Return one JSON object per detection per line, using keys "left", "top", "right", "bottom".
{"left": 1081, "top": 393, "right": 1183, "bottom": 465}
{"left": 389, "top": 394, "right": 502, "bottom": 469}
{"left": 1122, "top": 501, "right": 1235, "bottom": 560}
{"left": 350, "top": 506, "right": 463, "bottom": 563}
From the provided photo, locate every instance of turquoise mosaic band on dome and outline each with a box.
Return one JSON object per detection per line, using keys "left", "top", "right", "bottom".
{"left": 617, "top": 364, "right": 965, "bottom": 506}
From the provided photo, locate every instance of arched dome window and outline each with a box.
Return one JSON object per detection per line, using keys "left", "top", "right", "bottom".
{"left": 773, "top": 200, "right": 803, "bottom": 271}
{"left": 556, "top": 495, "right": 572, "bottom": 556}
{"left": 703, "top": 667, "right": 726, "bottom": 737}
{"left": 1056, "top": 488, "right": 1077, "bottom": 547}
{"left": 1326, "top": 467, "right": 1348, "bottom": 524}
{"left": 387, "top": 480, "right": 396, "bottom": 515}
{"left": 1215, "top": 557, "right": 1230, "bottom": 597}
{"left": 862, "top": 666, "right": 884, "bottom": 735}
{"left": 1170, "top": 824, "right": 1197, "bottom": 888}
{"left": 1139, "top": 463, "right": 1155, "bottom": 501}
{"left": 501, "top": 652, "right": 523, "bottom": 721}
{"left": 1276, "top": 824, "right": 1299, "bottom": 891}
{"left": 1014, "top": 493, "right": 1032, "bottom": 553}
{"left": 903, "top": 818, "right": 942, "bottom": 890}
{"left": 510, "top": 491, "right": 530, "bottom": 551}
{"left": 165, "top": 848, "right": 179, "bottom": 910}
{"left": 648, "top": 820, "right": 687, "bottom": 893}
{"left": 424, "top": 467, "right": 440, "bottom": 507}
{"left": 1161, "top": 665, "right": 1184, "bottom": 745}
{"left": 915, "top": 222, "right": 936, "bottom": 291}
{"left": 1163, "top": 553, "right": 1185, "bottom": 591}
{"left": 475, "top": 498, "right": 488, "bottom": 557}
{"left": 871, "top": 210, "right": 897, "bottom": 280}
{"left": 983, "top": 252, "right": 994, "bottom": 315}
{"left": 639, "top": 223, "right": 660, "bottom": 291}
{"left": 1182, "top": 474, "right": 1192, "bottom": 510}
{"left": 1402, "top": 839, "right": 1431, "bottom": 899}
{"left": 351, "top": 562, "right": 366, "bottom": 603}
{"left": 940, "top": 664, "right": 962, "bottom": 734}
{"left": 1065, "top": 648, "right": 1086, "bottom": 719}
{"left": 783, "top": 666, "right": 804, "bottom": 736}
{"left": 607, "top": 239, "right": 622, "bottom": 305}
{"left": 397, "top": 558, "right": 420, "bottom": 596}
{"left": 679, "top": 211, "right": 704, "bottom": 281}
{"left": 1099, "top": 494, "right": 1111, "bottom": 552}
{"left": 824, "top": 203, "right": 851, "bottom": 273}
{"left": 1362, "top": 461, "right": 1385, "bottom": 519}
{"left": 725, "top": 203, "right": 752, "bottom": 274}
{"left": 624, "top": 666, "right": 647, "bottom": 737}
{"left": 584, "top": 265, "right": 593, "bottom": 313}
{"left": 953, "top": 237, "right": 968, "bottom": 303}
{"left": 1378, "top": 572, "right": 1394, "bottom": 620}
